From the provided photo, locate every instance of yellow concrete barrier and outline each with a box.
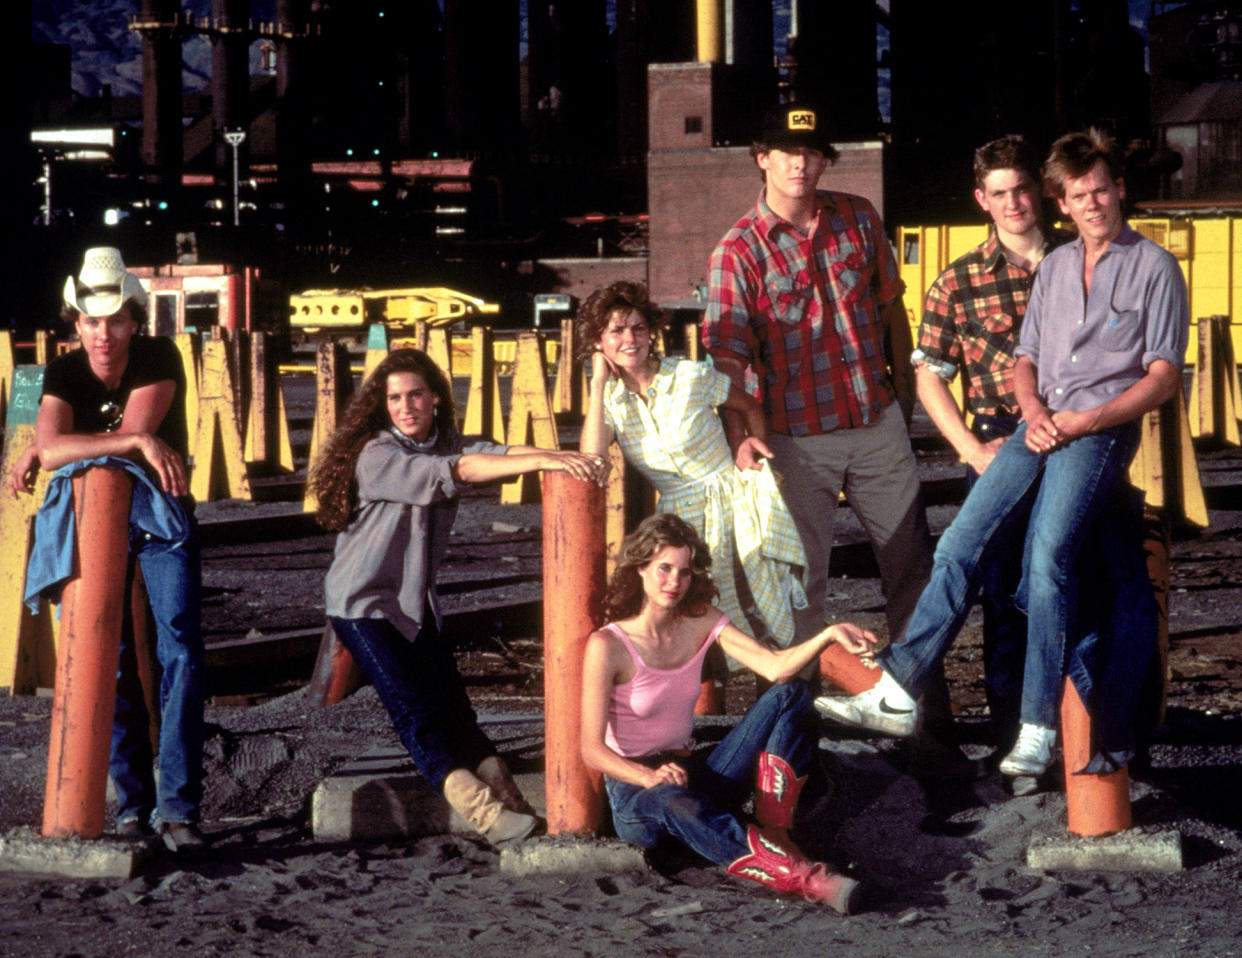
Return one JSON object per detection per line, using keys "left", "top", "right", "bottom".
{"left": 501, "top": 332, "right": 559, "bottom": 504}
{"left": 303, "top": 341, "right": 353, "bottom": 513}
{"left": 684, "top": 321, "right": 702, "bottom": 361}
{"left": 463, "top": 326, "right": 504, "bottom": 444}
{"left": 33, "top": 330, "right": 51, "bottom": 366}
{"left": 190, "top": 337, "right": 251, "bottom": 502}
{"left": 425, "top": 326, "right": 454, "bottom": 399}
{"left": 0, "top": 366, "right": 57, "bottom": 693}
{"left": 174, "top": 332, "right": 201, "bottom": 461}
{"left": 1129, "top": 392, "right": 1208, "bottom": 529}
{"left": 1188, "top": 314, "right": 1241, "bottom": 445}
{"left": 553, "top": 318, "right": 585, "bottom": 417}
{"left": 0, "top": 330, "right": 13, "bottom": 426}
{"left": 243, "top": 330, "right": 295, "bottom": 472}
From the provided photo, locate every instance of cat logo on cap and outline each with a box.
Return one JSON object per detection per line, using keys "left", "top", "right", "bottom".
{"left": 787, "top": 109, "right": 817, "bottom": 132}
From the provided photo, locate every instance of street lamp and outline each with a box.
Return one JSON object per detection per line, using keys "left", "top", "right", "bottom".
{"left": 223, "top": 129, "right": 247, "bottom": 227}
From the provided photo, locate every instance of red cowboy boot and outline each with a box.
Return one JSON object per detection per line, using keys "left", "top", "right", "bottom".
{"left": 725, "top": 825, "right": 861, "bottom": 914}
{"left": 754, "top": 751, "right": 806, "bottom": 844}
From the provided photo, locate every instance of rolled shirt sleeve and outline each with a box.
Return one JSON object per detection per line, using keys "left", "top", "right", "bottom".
{"left": 915, "top": 275, "right": 964, "bottom": 376}
{"left": 1138, "top": 254, "right": 1190, "bottom": 371}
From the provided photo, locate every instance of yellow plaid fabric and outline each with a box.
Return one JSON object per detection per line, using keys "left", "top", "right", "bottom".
{"left": 604, "top": 357, "right": 807, "bottom": 647}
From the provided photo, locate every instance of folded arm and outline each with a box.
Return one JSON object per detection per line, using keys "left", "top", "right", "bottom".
{"left": 35, "top": 380, "right": 186, "bottom": 495}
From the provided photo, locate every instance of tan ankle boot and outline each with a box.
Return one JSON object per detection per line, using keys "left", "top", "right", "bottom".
{"left": 475, "top": 756, "right": 537, "bottom": 816}
{"left": 443, "top": 768, "right": 537, "bottom": 844}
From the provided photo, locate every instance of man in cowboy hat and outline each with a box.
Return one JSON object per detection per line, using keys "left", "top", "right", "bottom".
{"left": 702, "top": 102, "right": 934, "bottom": 656}
{"left": 11, "top": 246, "right": 207, "bottom": 853}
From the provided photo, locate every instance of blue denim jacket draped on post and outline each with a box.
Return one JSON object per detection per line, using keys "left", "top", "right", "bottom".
{"left": 23, "top": 456, "right": 192, "bottom": 611}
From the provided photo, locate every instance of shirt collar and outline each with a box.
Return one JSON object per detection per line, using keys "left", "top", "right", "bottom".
{"left": 1068, "top": 221, "right": 1140, "bottom": 257}
{"left": 981, "top": 231, "right": 1007, "bottom": 272}
{"left": 755, "top": 188, "right": 831, "bottom": 241}
{"left": 982, "top": 228, "right": 1067, "bottom": 273}
{"left": 609, "top": 356, "right": 674, "bottom": 403}
{"left": 388, "top": 423, "right": 440, "bottom": 452}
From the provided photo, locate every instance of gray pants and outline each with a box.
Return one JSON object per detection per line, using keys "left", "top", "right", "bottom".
{"left": 767, "top": 402, "right": 933, "bottom": 644}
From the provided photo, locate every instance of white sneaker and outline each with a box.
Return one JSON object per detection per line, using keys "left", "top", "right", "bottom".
{"left": 998, "top": 723, "right": 1058, "bottom": 776}
{"left": 814, "top": 670, "right": 918, "bottom": 737}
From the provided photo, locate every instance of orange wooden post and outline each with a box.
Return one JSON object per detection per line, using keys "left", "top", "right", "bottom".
{"left": 542, "top": 470, "right": 606, "bottom": 835}
{"left": 693, "top": 678, "right": 724, "bottom": 715}
{"left": 819, "top": 644, "right": 882, "bottom": 696}
{"left": 43, "top": 468, "right": 133, "bottom": 838}
{"left": 1061, "top": 677, "right": 1131, "bottom": 837}
{"left": 306, "top": 621, "right": 364, "bottom": 707}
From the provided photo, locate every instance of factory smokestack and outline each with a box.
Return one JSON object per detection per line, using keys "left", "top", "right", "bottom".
{"left": 211, "top": 0, "right": 251, "bottom": 180}
{"left": 134, "top": 0, "right": 184, "bottom": 184}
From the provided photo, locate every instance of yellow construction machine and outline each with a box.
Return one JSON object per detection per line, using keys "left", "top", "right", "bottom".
{"left": 288, "top": 286, "right": 500, "bottom": 343}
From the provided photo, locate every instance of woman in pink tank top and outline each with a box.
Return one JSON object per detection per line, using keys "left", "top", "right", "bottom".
{"left": 581, "top": 514, "right": 876, "bottom": 912}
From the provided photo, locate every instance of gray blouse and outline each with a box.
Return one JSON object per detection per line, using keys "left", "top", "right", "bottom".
{"left": 323, "top": 428, "right": 507, "bottom": 640}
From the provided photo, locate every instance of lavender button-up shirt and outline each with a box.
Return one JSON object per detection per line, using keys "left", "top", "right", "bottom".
{"left": 1015, "top": 225, "right": 1188, "bottom": 413}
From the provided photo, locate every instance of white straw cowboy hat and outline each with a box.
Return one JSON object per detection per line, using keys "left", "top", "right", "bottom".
{"left": 62, "top": 247, "right": 149, "bottom": 318}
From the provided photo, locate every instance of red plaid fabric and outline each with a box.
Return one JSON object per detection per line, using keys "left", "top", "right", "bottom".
{"left": 917, "top": 230, "right": 1071, "bottom": 417}
{"left": 704, "top": 190, "right": 904, "bottom": 436}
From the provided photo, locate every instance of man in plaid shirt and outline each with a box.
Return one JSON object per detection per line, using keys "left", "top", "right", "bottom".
{"left": 703, "top": 101, "right": 933, "bottom": 653}
{"left": 912, "top": 134, "right": 1069, "bottom": 758}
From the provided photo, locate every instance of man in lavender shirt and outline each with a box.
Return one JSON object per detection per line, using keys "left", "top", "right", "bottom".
{"left": 815, "top": 129, "right": 1188, "bottom": 777}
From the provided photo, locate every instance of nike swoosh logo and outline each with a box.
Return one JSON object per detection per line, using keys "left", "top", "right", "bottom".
{"left": 879, "top": 698, "right": 913, "bottom": 715}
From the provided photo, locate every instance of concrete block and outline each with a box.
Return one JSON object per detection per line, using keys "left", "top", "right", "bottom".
{"left": 311, "top": 747, "right": 546, "bottom": 843}
{"left": 1026, "top": 827, "right": 1183, "bottom": 873}
{"left": 500, "top": 836, "right": 648, "bottom": 877}
{"left": 0, "top": 831, "right": 154, "bottom": 880}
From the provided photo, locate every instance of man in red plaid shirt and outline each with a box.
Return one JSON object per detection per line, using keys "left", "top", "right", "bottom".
{"left": 703, "top": 101, "right": 933, "bottom": 651}
{"left": 913, "top": 134, "right": 1069, "bottom": 760}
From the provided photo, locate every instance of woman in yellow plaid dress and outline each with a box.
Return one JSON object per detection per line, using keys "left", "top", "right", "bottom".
{"left": 578, "top": 282, "right": 806, "bottom": 654}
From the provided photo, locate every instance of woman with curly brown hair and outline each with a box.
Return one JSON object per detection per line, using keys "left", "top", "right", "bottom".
{"left": 580, "top": 513, "right": 874, "bottom": 911}
{"left": 310, "top": 348, "right": 604, "bottom": 845}
{"left": 577, "top": 281, "right": 806, "bottom": 660}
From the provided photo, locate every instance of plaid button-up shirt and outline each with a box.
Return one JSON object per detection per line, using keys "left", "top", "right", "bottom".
{"left": 704, "top": 190, "right": 904, "bottom": 436}
{"left": 916, "top": 230, "right": 1071, "bottom": 418}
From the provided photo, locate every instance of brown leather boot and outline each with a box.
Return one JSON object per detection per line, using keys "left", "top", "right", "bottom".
{"left": 754, "top": 751, "right": 806, "bottom": 845}
{"left": 726, "top": 825, "right": 861, "bottom": 914}
{"left": 475, "top": 755, "right": 537, "bottom": 816}
{"left": 443, "top": 768, "right": 537, "bottom": 845}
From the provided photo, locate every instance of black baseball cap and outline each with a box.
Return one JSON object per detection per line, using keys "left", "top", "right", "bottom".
{"left": 759, "top": 102, "right": 836, "bottom": 154}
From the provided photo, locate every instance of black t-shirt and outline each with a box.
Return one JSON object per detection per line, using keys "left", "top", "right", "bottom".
{"left": 40, "top": 336, "right": 189, "bottom": 460}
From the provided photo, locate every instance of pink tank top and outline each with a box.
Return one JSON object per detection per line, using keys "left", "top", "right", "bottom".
{"left": 603, "top": 614, "right": 729, "bottom": 758}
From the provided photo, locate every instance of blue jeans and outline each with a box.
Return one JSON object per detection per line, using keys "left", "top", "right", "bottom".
{"left": 604, "top": 681, "right": 816, "bottom": 867}
{"left": 966, "top": 413, "right": 1026, "bottom": 739}
{"left": 880, "top": 420, "right": 1142, "bottom": 729}
{"left": 329, "top": 614, "right": 496, "bottom": 789}
{"left": 1059, "top": 483, "right": 1157, "bottom": 769}
{"left": 111, "top": 525, "right": 206, "bottom": 826}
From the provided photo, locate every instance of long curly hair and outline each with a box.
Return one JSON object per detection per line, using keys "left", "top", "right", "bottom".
{"left": 604, "top": 513, "right": 718, "bottom": 622}
{"left": 308, "top": 348, "right": 456, "bottom": 531}
{"left": 574, "top": 280, "right": 667, "bottom": 362}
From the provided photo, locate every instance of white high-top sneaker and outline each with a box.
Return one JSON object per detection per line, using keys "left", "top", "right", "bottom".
{"left": 998, "top": 723, "right": 1058, "bottom": 776}
{"left": 814, "top": 669, "right": 918, "bottom": 737}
